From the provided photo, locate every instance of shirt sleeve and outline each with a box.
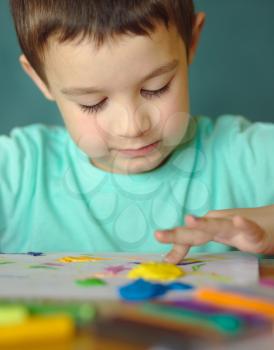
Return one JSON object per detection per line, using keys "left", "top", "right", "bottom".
{"left": 227, "top": 115, "right": 274, "bottom": 207}
{"left": 0, "top": 128, "right": 34, "bottom": 233}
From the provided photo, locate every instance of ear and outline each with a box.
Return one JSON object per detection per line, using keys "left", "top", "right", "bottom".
{"left": 188, "top": 12, "right": 206, "bottom": 65}
{"left": 19, "top": 55, "right": 55, "bottom": 101}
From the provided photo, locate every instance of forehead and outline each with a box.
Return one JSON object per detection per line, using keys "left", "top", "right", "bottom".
{"left": 44, "top": 24, "right": 186, "bottom": 89}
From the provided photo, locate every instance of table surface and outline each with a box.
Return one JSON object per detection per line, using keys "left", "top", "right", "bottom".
{"left": 3, "top": 258, "right": 274, "bottom": 350}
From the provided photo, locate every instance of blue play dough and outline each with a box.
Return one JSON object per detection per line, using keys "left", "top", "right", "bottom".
{"left": 119, "top": 279, "right": 194, "bottom": 301}
{"left": 119, "top": 279, "right": 166, "bottom": 301}
{"left": 169, "top": 282, "right": 194, "bottom": 291}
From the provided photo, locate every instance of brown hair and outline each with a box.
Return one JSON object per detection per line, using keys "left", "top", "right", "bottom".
{"left": 10, "top": 0, "right": 195, "bottom": 83}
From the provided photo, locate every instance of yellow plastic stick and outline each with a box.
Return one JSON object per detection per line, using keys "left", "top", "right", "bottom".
{"left": 0, "top": 305, "right": 28, "bottom": 326}
{"left": 0, "top": 315, "right": 74, "bottom": 346}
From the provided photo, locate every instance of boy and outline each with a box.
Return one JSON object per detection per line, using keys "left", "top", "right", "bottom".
{"left": 1, "top": 0, "right": 273, "bottom": 263}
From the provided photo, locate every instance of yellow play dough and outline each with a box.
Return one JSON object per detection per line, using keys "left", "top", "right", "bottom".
{"left": 128, "top": 262, "right": 185, "bottom": 282}
{"left": 58, "top": 256, "right": 110, "bottom": 263}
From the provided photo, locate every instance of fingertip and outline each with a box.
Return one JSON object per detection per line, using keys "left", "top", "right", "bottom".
{"left": 163, "top": 255, "right": 171, "bottom": 263}
{"left": 155, "top": 231, "right": 163, "bottom": 239}
{"left": 185, "top": 214, "right": 199, "bottom": 226}
{"left": 164, "top": 254, "right": 177, "bottom": 264}
{"left": 164, "top": 249, "right": 187, "bottom": 264}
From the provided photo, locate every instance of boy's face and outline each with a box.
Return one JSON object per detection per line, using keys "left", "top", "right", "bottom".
{"left": 22, "top": 16, "right": 204, "bottom": 174}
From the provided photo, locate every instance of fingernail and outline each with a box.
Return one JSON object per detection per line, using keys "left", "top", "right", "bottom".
{"left": 155, "top": 231, "right": 164, "bottom": 239}
{"left": 186, "top": 215, "right": 199, "bottom": 222}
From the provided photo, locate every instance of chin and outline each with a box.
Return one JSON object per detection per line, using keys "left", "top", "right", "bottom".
{"left": 118, "top": 156, "right": 167, "bottom": 174}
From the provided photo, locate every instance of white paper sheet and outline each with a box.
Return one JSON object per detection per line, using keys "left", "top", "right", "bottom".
{"left": 0, "top": 252, "right": 259, "bottom": 300}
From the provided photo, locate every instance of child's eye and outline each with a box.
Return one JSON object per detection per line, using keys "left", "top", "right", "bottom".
{"left": 79, "top": 82, "right": 171, "bottom": 115}
{"left": 141, "top": 82, "right": 171, "bottom": 99}
{"left": 79, "top": 98, "right": 108, "bottom": 115}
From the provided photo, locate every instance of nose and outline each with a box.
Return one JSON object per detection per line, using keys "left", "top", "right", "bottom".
{"left": 115, "top": 104, "right": 152, "bottom": 138}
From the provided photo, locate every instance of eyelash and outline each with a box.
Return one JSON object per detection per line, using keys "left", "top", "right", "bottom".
{"left": 79, "top": 82, "right": 171, "bottom": 115}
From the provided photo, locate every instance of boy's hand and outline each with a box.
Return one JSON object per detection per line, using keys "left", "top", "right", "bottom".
{"left": 155, "top": 206, "right": 274, "bottom": 264}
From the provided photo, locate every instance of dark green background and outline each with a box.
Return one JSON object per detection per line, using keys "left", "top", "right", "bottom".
{"left": 0, "top": 0, "right": 273, "bottom": 134}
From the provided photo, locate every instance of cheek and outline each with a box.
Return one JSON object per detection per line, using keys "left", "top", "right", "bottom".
{"left": 77, "top": 128, "right": 109, "bottom": 159}
{"left": 62, "top": 111, "right": 109, "bottom": 159}
{"left": 162, "top": 112, "right": 190, "bottom": 146}
{"left": 160, "top": 90, "right": 190, "bottom": 147}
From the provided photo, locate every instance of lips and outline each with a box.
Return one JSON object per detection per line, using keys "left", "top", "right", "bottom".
{"left": 118, "top": 141, "right": 160, "bottom": 157}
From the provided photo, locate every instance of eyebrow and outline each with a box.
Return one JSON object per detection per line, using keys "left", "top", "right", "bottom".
{"left": 61, "top": 59, "right": 179, "bottom": 96}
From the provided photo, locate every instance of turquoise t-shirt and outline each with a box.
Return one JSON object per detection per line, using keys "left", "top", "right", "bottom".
{"left": 0, "top": 115, "right": 273, "bottom": 253}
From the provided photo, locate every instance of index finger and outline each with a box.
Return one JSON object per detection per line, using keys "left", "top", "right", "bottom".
{"left": 164, "top": 244, "right": 191, "bottom": 264}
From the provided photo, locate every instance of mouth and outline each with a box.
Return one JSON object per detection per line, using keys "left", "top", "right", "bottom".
{"left": 117, "top": 141, "right": 160, "bottom": 158}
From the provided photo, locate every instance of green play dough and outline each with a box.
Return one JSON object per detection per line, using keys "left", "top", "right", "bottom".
{"left": 75, "top": 277, "right": 106, "bottom": 287}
